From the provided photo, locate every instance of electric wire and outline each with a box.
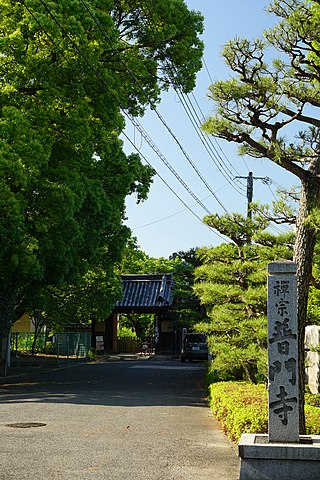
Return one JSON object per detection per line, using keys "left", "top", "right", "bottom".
{"left": 20, "top": 0, "right": 231, "bottom": 244}
{"left": 133, "top": 188, "right": 229, "bottom": 230}
{"left": 201, "top": 57, "right": 252, "bottom": 175}
{"left": 137, "top": 0, "right": 246, "bottom": 195}
{"left": 78, "top": 0, "right": 230, "bottom": 212}
{"left": 132, "top": 208, "right": 192, "bottom": 230}
{"left": 190, "top": 89, "right": 246, "bottom": 181}
{"left": 203, "top": 57, "right": 214, "bottom": 85}
{"left": 186, "top": 86, "right": 245, "bottom": 181}
{"left": 126, "top": 114, "right": 213, "bottom": 214}
{"left": 32, "top": 0, "right": 215, "bottom": 216}
{"left": 267, "top": 183, "right": 278, "bottom": 202}
{"left": 175, "top": 86, "right": 246, "bottom": 195}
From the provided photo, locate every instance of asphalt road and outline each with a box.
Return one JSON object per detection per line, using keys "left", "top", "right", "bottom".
{"left": 0, "top": 359, "right": 240, "bottom": 480}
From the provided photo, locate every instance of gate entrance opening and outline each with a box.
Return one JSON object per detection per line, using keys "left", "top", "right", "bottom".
{"left": 93, "top": 274, "right": 176, "bottom": 355}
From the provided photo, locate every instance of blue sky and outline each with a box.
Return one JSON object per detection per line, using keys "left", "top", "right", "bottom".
{"left": 122, "top": 1, "right": 296, "bottom": 258}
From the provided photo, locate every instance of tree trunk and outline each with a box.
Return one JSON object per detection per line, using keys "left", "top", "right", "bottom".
{"left": 294, "top": 171, "right": 320, "bottom": 434}
{"left": 0, "top": 287, "right": 17, "bottom": 377}
{"left": 31, "top": 310, "right": 45, "bottom": 356}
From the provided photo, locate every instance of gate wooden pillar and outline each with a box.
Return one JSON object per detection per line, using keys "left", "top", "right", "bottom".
{"left": 105, "top": 313, "right": 118, "bottom": 353}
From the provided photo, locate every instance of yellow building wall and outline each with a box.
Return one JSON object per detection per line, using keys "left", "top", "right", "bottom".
{"left": 12, "top": 314, "right": 34, "bottom": 333}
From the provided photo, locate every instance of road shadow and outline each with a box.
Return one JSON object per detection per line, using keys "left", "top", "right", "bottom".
{"left": 0, "top": 361, "right": 208, "bottom": 408}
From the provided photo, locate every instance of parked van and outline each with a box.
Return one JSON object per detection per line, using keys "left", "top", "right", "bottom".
{"left": 180, "top": 333, "right": 208, "bottom": 362}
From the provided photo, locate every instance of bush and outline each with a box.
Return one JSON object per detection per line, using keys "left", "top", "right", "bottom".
{"left": 305, "top": 392, "right": 320, "bottom": 407}
{"left": 208, "top": 382, "right": 268, "bottom": 442}
{"left": 305, "top": 406, "right": 320, "bottom": 435}
{"left": 88, "top": 348, "right": 97, "bottom": 361}
{"left": 208, "top": 381, "right": 320, "bottom": 442}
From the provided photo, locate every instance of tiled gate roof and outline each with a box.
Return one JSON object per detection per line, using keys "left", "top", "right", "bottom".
{"left": 114, "top": 274, "right": 174, "bottom": 312}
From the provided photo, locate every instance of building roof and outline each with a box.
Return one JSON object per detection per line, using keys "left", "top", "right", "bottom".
{"left": 114, "top": 273, "right": 174, "bottom": 313}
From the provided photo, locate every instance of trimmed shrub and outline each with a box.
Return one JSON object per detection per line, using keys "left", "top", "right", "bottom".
{"left": 208, "top": 382, "right": 268, "bottom": 442}
{"left": 209, "top": 381, "right": 320, "bottom": 442}
{"left": 305, "top": 406, "right": 320, "bottom": 436}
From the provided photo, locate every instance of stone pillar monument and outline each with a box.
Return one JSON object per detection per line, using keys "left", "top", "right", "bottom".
{"left": 268, "top": 261, "right": 299, "bottom": 443}
{"left": 238, "top": 261, "right": 320, "bottom": 480}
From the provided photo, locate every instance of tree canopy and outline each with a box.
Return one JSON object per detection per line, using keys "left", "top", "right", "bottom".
{"left": 0, "top": 0, "right": 204, "bottom": 357}
{"left": 201, "top": 0, "right": 320, "bottom": 431}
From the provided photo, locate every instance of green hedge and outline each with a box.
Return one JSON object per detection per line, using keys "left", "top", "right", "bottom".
{"left": 209, "top": 381, "right": 320, "bottom": 442}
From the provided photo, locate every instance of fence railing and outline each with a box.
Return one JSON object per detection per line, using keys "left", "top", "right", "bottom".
{"left": 55, "top": 332, "right": 91, "bottom": 365}
{"left": 116, "top": 337, "right": 140, "bottom": 353}
{"left": 11, "top": 332, "right": 46, "bottom": 354}
{"left": 11, "top": 331, "right": 91, "bottom": 367}
{"left": 11, "top": 332, "right": 153, "bottom": 359}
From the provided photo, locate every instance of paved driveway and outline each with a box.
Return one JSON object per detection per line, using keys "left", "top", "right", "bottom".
{"left": 0, "top": 360, "right": 239, "bottom": 480}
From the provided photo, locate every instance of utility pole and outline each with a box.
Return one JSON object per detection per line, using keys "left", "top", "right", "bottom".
{"left": 235, "top": 172, "right": 271, "bottom": 219}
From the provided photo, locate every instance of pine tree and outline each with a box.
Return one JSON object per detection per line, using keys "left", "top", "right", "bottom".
{"left": 194, "top": 214, "right": 293, "bottom": 383}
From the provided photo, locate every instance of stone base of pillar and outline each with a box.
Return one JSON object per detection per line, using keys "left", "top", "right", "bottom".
{"left": 239, "top": 433, "right": 320, "bottom": 480}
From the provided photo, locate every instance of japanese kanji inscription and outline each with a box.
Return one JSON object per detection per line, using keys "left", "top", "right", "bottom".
{"left": 268, "top": 262, "right": 299, "bottom": 443}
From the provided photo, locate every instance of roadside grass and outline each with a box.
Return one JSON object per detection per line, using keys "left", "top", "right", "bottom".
{"left": 208, "top": 381, "right": 320, "bottom": 442}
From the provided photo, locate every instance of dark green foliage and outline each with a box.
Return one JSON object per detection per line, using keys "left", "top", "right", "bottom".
{"left": 194, "top": 214, "right": 293, "bottom": 383}
{"left": 0, "top": 0, "right": 204, "bottom": 346}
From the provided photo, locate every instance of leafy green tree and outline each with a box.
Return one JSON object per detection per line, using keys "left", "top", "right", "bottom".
{"left": 169, "top": 249, "right": 208, "bottom": 329}
{"left": 193, "top": 214, "right": 293, "bottom": 383}
{"left": 0, "top": 0, "right": 204, "bottom": 364}
{"left": 201, "top": 0, "right": 320, "bottom": 430}
{"left": 119, "top": 313, "right": 154, "bottom": 340}
{"left": 35, "top": 262, "right": 123, "bottom": 333}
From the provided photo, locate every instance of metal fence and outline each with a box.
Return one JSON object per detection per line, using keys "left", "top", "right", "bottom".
{"left": 11, "top": 331, "right": 91, "bottom": 367}
{"left": 55, "top": 332, "right": 91, "bottom": 366}
{"left": 11, "top": 332, "right": 46, "bottom": 354}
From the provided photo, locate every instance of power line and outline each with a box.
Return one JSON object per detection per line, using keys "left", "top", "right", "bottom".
{"left": 127, "top": 114, "right": 214, "bottom": 214}
{"left": 78, "top": 0, "right": 230, "bottom": 213}
{"left": 201, "top": 56, "right": 252, "bottom": 175}
{"left": 132, "top": 188, "right": 229, "bottom": 230}
{"left": 175, "top": 87, "right": 246, "bottom": 195}
{"left": 203, "top": 57, "right": 214, "bottom": 85}
{"left": 20, "top": 0, "right": 231, "bottom": 245}
{"left": 134, "top": 2, "right": 246, "bottom": 195}
{"left": 188, "top": 88, "right": 245, "bottom": 182}
{"left": 267, "top": 183, "right": 278, "bottom": 202}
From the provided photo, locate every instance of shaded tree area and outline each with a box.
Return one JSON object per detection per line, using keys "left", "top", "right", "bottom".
{"left": 0, "top": 0, "right": 204, "bottom": 368}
